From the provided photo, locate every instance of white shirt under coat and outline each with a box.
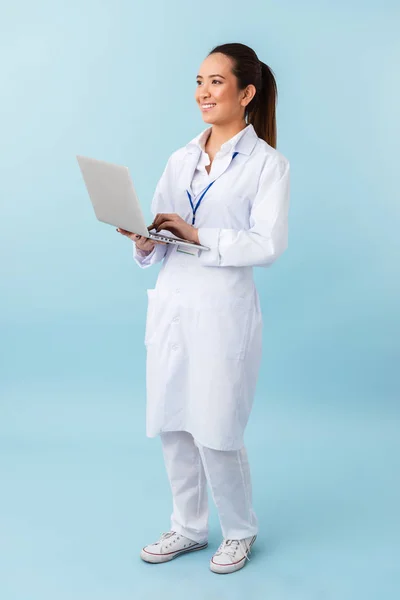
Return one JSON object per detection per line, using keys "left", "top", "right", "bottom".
{"left": 133, "top": 123, "right": 290, "bottom": 451}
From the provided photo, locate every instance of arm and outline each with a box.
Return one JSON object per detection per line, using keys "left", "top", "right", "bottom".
{"left": 197, "top": 157, "right": 290, "bottom": 268}
{"left": 133, "top": 241, "right": 167, "bottom": 268}
{"left": 133, "top": 158, "right": 173, "bottom": 269}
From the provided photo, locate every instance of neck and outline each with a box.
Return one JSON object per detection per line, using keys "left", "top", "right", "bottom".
{"left": 207, "top": 119, "right": 247, "bottom": 152}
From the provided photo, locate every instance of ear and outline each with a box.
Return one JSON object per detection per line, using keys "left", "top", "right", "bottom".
{"left": 241, "top": 84, "right": 257, "bottom": 107}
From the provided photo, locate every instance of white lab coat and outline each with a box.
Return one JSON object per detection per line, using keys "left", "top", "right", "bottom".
{"left": 133, "top": 124, "right": 290, "bottom": 451}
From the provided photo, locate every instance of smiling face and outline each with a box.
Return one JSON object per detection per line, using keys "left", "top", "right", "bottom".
{"left": 195, "top": 52, "right": 256, "bottom": 126}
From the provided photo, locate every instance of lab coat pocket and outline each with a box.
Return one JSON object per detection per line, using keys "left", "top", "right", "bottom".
{"left": 144, "top": 289, "right": 157, "bottom": 346}
{"left": 196, "top": 297, "right": 252, "bottom": 361}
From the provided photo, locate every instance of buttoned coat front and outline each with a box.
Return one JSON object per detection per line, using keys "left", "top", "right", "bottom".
{"left": 133, "top": 124, "right": 290, "bottom": 451}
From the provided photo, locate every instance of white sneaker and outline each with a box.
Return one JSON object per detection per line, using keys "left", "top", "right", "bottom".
{"left": 140, "top": 531, "right": 208, "bottom": 564}
{"left": 210, "top": 535, "right": 257, "bottom": 574}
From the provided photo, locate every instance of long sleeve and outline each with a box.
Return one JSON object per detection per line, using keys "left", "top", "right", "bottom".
{"left": 197, "top": 156, "right": 290, "bottom": 268}
{"left": 133, "top": 242, "right": 167, "bottom": 268}
{"left": 133, "top": 157, "right": 174, "bottom": 269}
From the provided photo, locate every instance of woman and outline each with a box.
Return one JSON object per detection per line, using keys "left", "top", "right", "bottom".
{"left": 117, "top": 42, "right": 290, "bottom": 574}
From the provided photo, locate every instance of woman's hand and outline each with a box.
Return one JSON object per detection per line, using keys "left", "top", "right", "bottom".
{"left": 149, "top": 214, "right": 200, "bottom": 244}
{"left": 116, "top": 228, "right": 166, "bottom": 253}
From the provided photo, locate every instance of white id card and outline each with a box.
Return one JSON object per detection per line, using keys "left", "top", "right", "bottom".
{"left": 176, "top": 245, "right": 199, "bottom": 256}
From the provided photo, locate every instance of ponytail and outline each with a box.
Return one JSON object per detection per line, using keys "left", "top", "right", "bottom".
{"left": 247, "top": 61, "right": 277, "bottom": 148}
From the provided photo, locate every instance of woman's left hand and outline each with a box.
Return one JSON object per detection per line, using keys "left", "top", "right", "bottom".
{"left": 149, "top": 213, "right": 199, "bottom": 244}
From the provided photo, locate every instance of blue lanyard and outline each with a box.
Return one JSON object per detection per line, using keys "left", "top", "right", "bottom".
{"left": 186, "top": 151, "right": 239, "bottom": 225}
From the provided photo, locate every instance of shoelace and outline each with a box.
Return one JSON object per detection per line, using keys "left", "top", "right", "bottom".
{"left": 160, "top": 531, "right": 176, "bottom": 542}
{"left": 215, "top": 538, "right": 252, "bottom": 562}
{"left": 158, "top": 531, "right": 182, "bottom": 553}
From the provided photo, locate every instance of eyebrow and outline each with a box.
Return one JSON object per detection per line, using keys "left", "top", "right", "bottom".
{"left": 196, "top": 74, "right": 226, "bottom": 79}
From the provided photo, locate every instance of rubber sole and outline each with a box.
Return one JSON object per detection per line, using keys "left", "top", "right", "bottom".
{"left": 140, "top": 541, "right": 209, "bottom": 564}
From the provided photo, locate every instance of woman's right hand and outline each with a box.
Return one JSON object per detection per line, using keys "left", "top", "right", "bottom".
{"left": 116, "top": 228, "right": 166, "bottom": 253}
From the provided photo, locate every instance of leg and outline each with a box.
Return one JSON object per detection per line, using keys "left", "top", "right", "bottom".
{"left": 160, "top": 431, "right": 209, "bottom": 544}
{"left": 195, "top": 440, "right": 258, "bottom": 540}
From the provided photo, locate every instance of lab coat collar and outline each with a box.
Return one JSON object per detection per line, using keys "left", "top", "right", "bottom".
{"left": 185, "top": 123, "right": 258, "bottom": 157}
{"left": 180, "top": 124, "right": 258, "bottom": 198}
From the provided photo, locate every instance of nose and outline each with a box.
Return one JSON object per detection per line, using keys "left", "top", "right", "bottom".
{"left": 197, "top": 83, "right": 211, "bottom": 100}
{"left": 199, "top": 92, "right": 211, "bottom": 103}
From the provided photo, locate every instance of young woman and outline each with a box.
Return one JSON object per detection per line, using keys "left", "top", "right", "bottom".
{"left": 117, "top": 42, "right": 290, "bottom": 574}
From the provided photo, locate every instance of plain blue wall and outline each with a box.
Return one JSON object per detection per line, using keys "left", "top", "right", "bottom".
{"left": 1, "top": 2, "right": 399, "bottom": 599}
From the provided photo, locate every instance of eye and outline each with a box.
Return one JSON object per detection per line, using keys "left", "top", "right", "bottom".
{"left": 196, "top": 79, "right": 223, "bottom": 86}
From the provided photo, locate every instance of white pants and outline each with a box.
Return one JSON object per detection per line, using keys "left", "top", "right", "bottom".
{"left": 160, "top": 431, "right": 258, "bottom": 544}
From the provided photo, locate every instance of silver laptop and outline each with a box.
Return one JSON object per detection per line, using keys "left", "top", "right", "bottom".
{"left": 76, "top": 155, "right": 210, "bottom": 251}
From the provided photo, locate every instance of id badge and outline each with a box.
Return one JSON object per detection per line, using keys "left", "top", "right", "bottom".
{"left": 176, "top": 244, "right": 199, "bottom": 257}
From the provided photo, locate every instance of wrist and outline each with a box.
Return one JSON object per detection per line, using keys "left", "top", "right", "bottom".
{"left": 192, "top": 227, "right": 200, "bottom": 244}
{"left": 136, "top": 245, "right": 152, "bottom": 257}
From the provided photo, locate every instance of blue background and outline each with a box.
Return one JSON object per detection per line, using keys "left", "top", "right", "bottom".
{"left": 1, "top": 1, "right": 399, "bottom": 598}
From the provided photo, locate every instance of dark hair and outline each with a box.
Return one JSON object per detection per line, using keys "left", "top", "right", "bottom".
{"left": 208, "top": 43, "right": 278, "bottom": 148}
